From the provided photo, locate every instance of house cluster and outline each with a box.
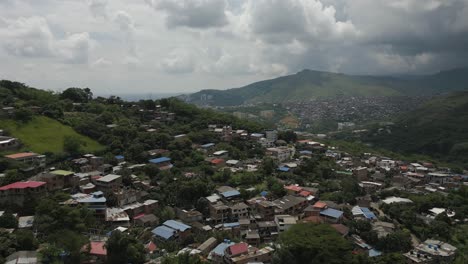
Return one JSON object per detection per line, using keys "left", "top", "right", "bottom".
{"left": 1, "top": 121, "right": 465, "bottom": 263}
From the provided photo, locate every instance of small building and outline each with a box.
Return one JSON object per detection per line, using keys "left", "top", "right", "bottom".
{"left": 197, "top": 237, "right": 218, "bottom": 257}
{"left": 148, "top": 157, "right": 173, "bottom": 170}
{"left": 5, "top": 251, "right": 40, "bottom": 264}
{"left": 404, "top": 239, "right": 457, "bottom": 263}
{"left": 95, "top": 174, "right": 122, "bottom": 191}
{"left": 4, "top": 152, "right": 45, "bottom": 168}
{"left": 319, "top": 208, "right": 344, "bottom": 223}
{"left": 0, "top": 181, "right": 47, "bottom": 207}
{"left": 274, "top": 214, "right": 296, "bottom": 232}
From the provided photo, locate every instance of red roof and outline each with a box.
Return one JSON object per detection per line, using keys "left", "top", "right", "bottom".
{"left": 88, "top": 241, "right": 107, "bottom": 256}
{"left": 133, "top": 213, "right": 145, "bottom": 220}
{"left": 284, "top": 185, "right": 302, "bottom": 192}
{"left": 146, "top": 241, "right": 158, "bottom": 253}
{"left": 4, "top": 152, "right": 38, "bottom": 159}
{"left": 313, "top": 201, "right": 327, "bottom": 209}
{"left": 229, "top": 242, "right": 248, "bottom": 256}
{"left": 0, "top": 181, "right": 46, "bottom": 191}
{"left": 331, "top": 224, "right": 350, "bottom": 236}
{"left": 211, "top": 158, "right": 225, "bottom": 165}
{"left": 298, "top": 190, "right": 311, "bottom": 197}
{"left": 301, "top": 216, "right": 324, "bottom": 224}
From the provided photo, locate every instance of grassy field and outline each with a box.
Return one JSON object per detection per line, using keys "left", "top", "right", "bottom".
{"left": 0, "top": 116, "right": 105, "bottom": 154}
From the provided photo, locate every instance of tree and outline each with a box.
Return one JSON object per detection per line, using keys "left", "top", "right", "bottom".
{"left": 106, "top": 231, "right": 146, "bottom": 264}
{"left": 274, "top": 224, "right": 352, "bottom": 264}
{"left": 63, "top": 135, "right": 83, "bottom": 155}
{"left": 278, "top": 130, "right": 297, "bottom": 143}
{"left": 15, "top": 229, "right": 38, "bottom": 250}
{"left": 0, "top": 212, "right": 18, "bottom": 228}
{"left": 14, "top": 108, "right": 33, "bottom": 122}
{"left": 60, "top": 87, "right": 92, "bottom": 103}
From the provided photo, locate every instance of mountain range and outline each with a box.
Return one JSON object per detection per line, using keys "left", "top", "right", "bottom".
{"left": 183, "top": 68, "right": 468, "bottom": 106}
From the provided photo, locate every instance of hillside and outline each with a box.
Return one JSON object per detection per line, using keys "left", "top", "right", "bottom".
{"left": 0, "top": 116, "right": 105, "bottom": 154}
{"left": 363, "top": 91, "right": 468, "bottom": 166}
{"left": 184, "top": 68, "right": 468, "bottom": 106}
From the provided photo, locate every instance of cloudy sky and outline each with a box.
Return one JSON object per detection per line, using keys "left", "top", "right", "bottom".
{"left": 1, "top": 0, "right": 467, "bottom": 95}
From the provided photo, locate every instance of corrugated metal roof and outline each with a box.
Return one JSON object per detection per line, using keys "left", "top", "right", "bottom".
{"left": 221, "top": 190, "right": 240, "bottom": 198}
{"left": 163, "top": 220, "right": 191, "bottom": 232}
{"left": 149, "top": 157, "right": 171, "bottom": 164}
{"left": 152, "top": 225, "right": 175, "bottom": 240}
{"left": 320, "top": 208, "right": 343, "bottom": 219}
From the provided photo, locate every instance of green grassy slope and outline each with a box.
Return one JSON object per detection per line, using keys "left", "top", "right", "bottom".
{"left": 364, "top": 91, "right": 468, "bottom": 166}
{"left": 0, "top": 116, "right": 105, "bottom": 154}
{"left": 186, "top": 68, "right": 468, "bottom": 106}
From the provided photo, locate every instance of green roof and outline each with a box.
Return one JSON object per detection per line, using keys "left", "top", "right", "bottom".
{"left": 336, "top": 171, "right": 353, "bottom": 176}
{"left": 50, "top": 170, "right": 74, "bottom": 176}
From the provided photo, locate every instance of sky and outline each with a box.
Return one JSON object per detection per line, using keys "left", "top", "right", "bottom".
{"left": 0, "top": 0, "right": 467, "bottom": 95}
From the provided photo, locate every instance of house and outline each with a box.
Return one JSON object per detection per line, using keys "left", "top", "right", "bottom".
{"left": 0, "top": 136, "right": 18, "bottom": 150}
{"left": 83, "top": 241, "right": 107, "bottom": 262}
{"left": 37, "top": 169, "right": 76, "bottom": 191}
{"left": 175, "top": 208, "right": 203, "bottom": 223}
{"left": 230, "top": 202, "right": 249, "bottom": 221}
{"left": 0, "top": 181, "right": 47, "bottom": 206}
{"left": 255, "top": 200, "right": 276, "bottom": 221}
{"left": 95, "top": 174, "right": 122, "bottom": 191}
{"left": 217, "top": 186, "right": 241, "bottom": 200}
{"left": 65, "top": 191, "right": 107, "bottom": 219}
{"left": 5, "top": 251, "right": 40, "bottom": 264}
{"left": 382, "top": 196, "right": 413, "bottom": 205}
{"left": 4, "top": 152, "right": 45, "bottom": 168}
{"left": 284, "top": 184, "right": 302, "bottom": 195}
{"left": 134, "top": 214, "right": 159, "bottom": 227}
{"left": 274, "top": 215, "right": 296, "bottom": 232}
{"left": 213, "top": 150, "right": 229, "bottom": 159}
{"left": 18, "top": 216, "right": 35, "bottom": 229}
{"left": 209, "top": 240, "right": 235, "bottom": 264}
{"left": 331, "top": 224, "right": 350, "bottom": 237}
{"left": 227, "top": 245, "right": 274, "bottom": 264}
{"left": 427, "top": 173, "right": 452, "bottom": 185}
{"left": 372, "top": 221, "right": 395, "bottom": 238}
{"left": 319, "top": 208, "right": 344, "bottom": 223}
{"left": 197, "top": 237, "right": 218, "bottom": 257}
{"left": 272, "top": 195, "right": 307, "bottom": 215}
{"left": 353, "top": 167, "right": 368, "bottom": 181}
{"left": 210, "top": 158, "right": 226, "bottom": 167}
{"left": 265, "top": 147, "right": 294, "bottom": 162}
{"left": 152, "top": 219, "right": 192, "bottom": 241}
{"left": 257, "top": 221, "right": 278, "bottom": 241}
{"left": 404, "top": 239, "right": 457, "bottom": 264}
{"left": 148, "top": 157, "right": 173, "bottom": 170}
{"left": 106, "top": 208, "right": 130, "bottom": 226}
{"left": 209, "top": 201, "right": 230, "bottom": 224}
{"left": 352, "top": 206, "right": 377, "bottom": 221}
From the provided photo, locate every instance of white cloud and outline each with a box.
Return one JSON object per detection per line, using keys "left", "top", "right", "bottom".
{"left": 0, "top": 16, "right": 54, "bottom": 57}
{"left": 146, "top": 0, "right": 228, "bottom": 28}
{"left": 158, "top": 49, "right": 195, "bottom": 74}
{"left": 89, "top": 0, "right": 108, "bottom": 18}
{"left": 0, "top": 16, "right": 90, "bottom": 64}
{"left": 91, "top": 57, "right": 112, "bottom": 68}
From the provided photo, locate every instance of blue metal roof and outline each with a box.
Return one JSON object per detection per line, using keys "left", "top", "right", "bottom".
{"left": 115, "top": 155, "right": 124, "bottom": 159}
{"left": 320, "top": 208, "right": 344, "bottom": 219}
{"left": 212, "top": 242, "right": 235, "bottom": 256}
{"left": 163, "top": 220, "right": 191, "bottom": 232}
{"left": 369, "top": 249, "right": 382, "bottom": 257}
{"left": 260, "top": 191, "right": 268, "bottom": 197}
{"left": 152, "top": 225, "right": 175, "bottom": 240}
{"left": 299, "top": 150, "right": 313, "bottom": 155}
{"left": 221, "top": 190, "right": 241, "bottom": 198}
{"left": 201, "top": 143, "right": 215, "bottom": 148}
{"left": 149, "top": 157, "right": 171, "bottom": 164}
{"left": 223, "top": 222, "right": 240, "bottom": 228}
{"left": 278, "top": 166, "right": 290, "bottom": 172}
{"left": 361, "top": 207, "right": 377, "bottom": 220}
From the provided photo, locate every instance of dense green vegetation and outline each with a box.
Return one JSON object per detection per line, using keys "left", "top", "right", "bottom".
{"left": 363, "top": 91, "right": 468, "bottom": 168}
{"left": 187, "top": 68, "right": 468, "bottom": 105}
{"left": 0, "top": 116, "right": 104, "bottom": 154}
